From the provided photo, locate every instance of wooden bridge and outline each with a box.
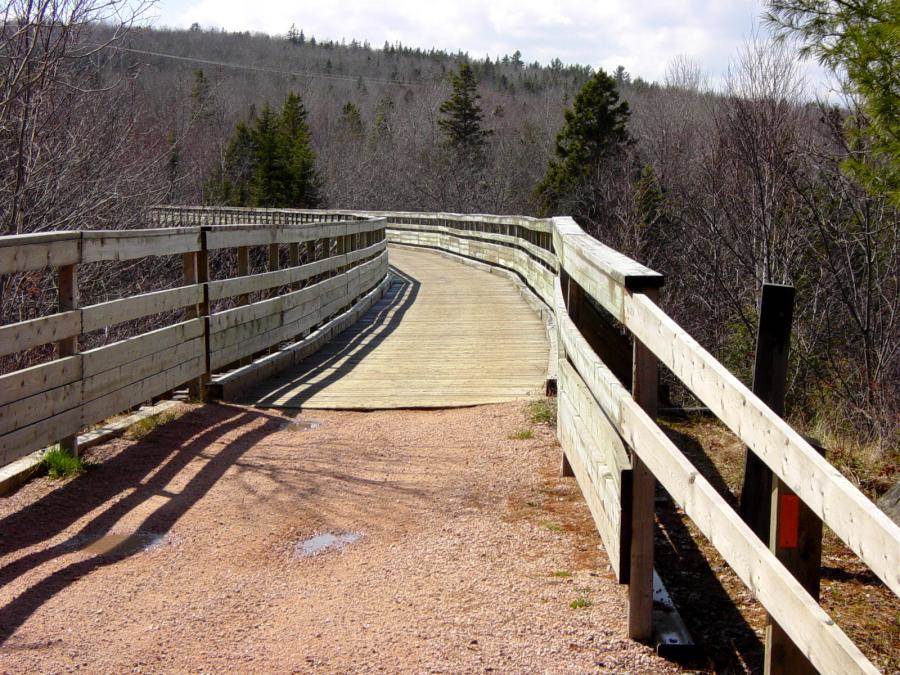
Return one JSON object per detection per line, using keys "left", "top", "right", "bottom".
{"left": 0, "top": 206, "right": 897, "bottom": 673}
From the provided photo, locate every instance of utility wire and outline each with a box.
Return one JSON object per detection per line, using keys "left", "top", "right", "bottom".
{"left": 104, "top": 43, "right": 439, "bottom": 89}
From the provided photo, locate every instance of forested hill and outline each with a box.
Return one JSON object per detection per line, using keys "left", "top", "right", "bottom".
{"left": 111, "top": 23, "right": 603, "bottom": 214}
{"left": 2, "top": 13, "right": 896, "bottom": 465}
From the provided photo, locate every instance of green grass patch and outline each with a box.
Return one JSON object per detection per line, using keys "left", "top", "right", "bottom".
{"left": 528, "top": 398, "right": 557, "bottom": 426}
{"left": 570, "top": 596, "right": 592, "bottom": 609}
{"left": 42, "top": 447, "right": 87, "bottom": 479}
{"left": 125, "top": 411, "right": 178, "bottom": 440}
{"left": 509, "top": 428, "right": 534, "bottom": 440}
{"left": 541, "top": 521, "right": 563, "bottom": 533}
{"left": 551, "top": 570, "right": 572, "bottom": 578}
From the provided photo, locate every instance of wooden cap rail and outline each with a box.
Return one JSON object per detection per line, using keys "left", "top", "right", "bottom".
{"left": 0, "top": 216, "right": 389, "bottom": 469}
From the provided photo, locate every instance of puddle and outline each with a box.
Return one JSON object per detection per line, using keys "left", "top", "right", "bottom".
{"left": 75, "top": 531, "right": 169, "bottom": 557}
{"left": 279, "top": 419, "right": 322, "bottom": 432}
{"left": 294, "top": 532, "right": 362, "bottom": 558}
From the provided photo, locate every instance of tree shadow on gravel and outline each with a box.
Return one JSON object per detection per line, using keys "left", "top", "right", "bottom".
{"left": 0, "top": 403, "right": 284, "bottom": 645}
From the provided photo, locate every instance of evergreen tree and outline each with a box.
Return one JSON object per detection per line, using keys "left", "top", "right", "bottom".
{"left": 220, "top": 118, "right": 256, "bottom": 205}
{"left": 340, "top": 101, "right": 365, "bottom": 137}
{"left": 166, "top": 129, "right": 179, "bottom": 195}
{"left": 766, "top": 0, "right": 899, "bottom": 205}
{"left": 279, "top": 93, "right": 322, "bottom": 207}
{"left": 534, "top": 68, "right": 631, "bottom": 215}
{"left": 250, "top": 105, "right": 289, "bottom": 207}
{"left": 190, "top": 69, "right": 213, "bottom": 121}
{"left": 438, "top": 62, "right": 491, "bottom": 158}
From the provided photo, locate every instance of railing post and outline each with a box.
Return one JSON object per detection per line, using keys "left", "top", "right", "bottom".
{"left": 57, "top": 263, "right": 79, "bottom": 457}
{"left": 183, "top": 228, "right": 210, "bottom": 401}
{"left": 740, "top": 284, "right": 796, "bottom": 540}
{"left": 736, "top": 283, "right": 821, "bottom": 675}
{"left": 289, "top": 242, "right": 300, "bottom": 291}
{"left": 559, "top": 271, "right": 579, "bottom": 478}
{"left": 765, "top": 438, "right": 825, "bottom": 675}
{"left": 628, "top": 286, "right": 659, "bottom": 642}
{"left": 268, "top": 242, "right": 280, "bottom": 297}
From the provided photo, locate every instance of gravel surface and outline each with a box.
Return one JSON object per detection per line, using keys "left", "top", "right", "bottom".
{"left": 0, "top": 401, "right": 678, "bottom": 673}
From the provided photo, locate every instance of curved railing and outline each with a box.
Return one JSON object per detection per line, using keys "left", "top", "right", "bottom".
{"left": 4, "top": 204, "right": 897, "bottom": 673}
{"left": 0, "top": 215, "right": 390, "bottom": 467}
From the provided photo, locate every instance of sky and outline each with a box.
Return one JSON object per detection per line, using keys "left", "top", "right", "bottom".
{"left": 150, "top": 0, "right": 832, "bottom": 94}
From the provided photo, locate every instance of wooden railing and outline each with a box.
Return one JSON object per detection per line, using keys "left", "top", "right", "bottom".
{"left": 0, "top": 216, "right": 389, "bottom": 468}
{"left": 5, "top": 204, "right": 897, "bottom": 673}
{"left": 151, "top": 206, "right": 898, "bottom": 674}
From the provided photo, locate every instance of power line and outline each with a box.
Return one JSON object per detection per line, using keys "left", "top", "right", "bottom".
{"left": 104, "top": 44, "right": 437, "bottom": 90}
{"left": 101, "top": 44, "right": 539, "bottom": 101}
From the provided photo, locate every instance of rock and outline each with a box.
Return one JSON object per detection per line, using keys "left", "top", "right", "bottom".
{"left": 876, "top": 481, "right": 900, "bottom": 525}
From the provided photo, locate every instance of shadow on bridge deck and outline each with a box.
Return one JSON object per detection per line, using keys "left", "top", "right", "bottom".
{"left": 241, "top": 246, "right": 550, "bottom": 410}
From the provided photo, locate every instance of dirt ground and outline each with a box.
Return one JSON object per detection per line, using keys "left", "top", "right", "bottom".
{"left": 0, "top": 401, "right": 677, "bottom": 673}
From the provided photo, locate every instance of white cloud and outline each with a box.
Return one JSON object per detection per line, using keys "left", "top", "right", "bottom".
{"left": 153, "top": 0, "right": 831, "bottom": 93}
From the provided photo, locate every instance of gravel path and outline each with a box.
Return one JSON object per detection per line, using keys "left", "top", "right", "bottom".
{"left": 0, "top": 401, "right": 677, "bottom": 673}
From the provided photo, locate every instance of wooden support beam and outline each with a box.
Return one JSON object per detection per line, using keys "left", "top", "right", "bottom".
{"left": 559, "top": 271, "right": 579, "bottom": 478}
{"left": 628, "top": 286, "right": 659, "bottom": 642}
{"left": 57, "top": 263, "right": 79, "bottom": 457}
{"left": 289, "top": 243, "right": 300, "bottom": 291}
{"left": 182, "top": 251, "right": 202, "bottom": 399}
{"left": 765, "top": 437, "right": 826, "bottom": 675}
{"left": 236, "top": 246, "right": 250, "bottom": 304}
{"left": 740, "top": 284, "right": 796, "bottom": 541}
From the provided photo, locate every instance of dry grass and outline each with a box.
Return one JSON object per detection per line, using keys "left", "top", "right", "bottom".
{"left": 123, "top": 410, "right": 180, "bottom": 440}
{"left": 658, "top": 414, "right": 899, "bottom": 672}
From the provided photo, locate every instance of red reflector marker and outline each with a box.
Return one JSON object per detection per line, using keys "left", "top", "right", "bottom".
{"left": 778, "top": 493, "right": 800, "bottom": 549}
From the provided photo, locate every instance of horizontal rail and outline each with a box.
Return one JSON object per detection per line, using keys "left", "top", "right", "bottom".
{"left": 0, "top": 216, "right": 389, "bottom": 467}
{"left": 2, "top": 204, "right": 894, "bottom": 671}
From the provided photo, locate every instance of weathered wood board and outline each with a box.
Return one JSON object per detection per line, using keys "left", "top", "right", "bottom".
{"left": 243, "top": 246, "right": 549, "bottom": 409}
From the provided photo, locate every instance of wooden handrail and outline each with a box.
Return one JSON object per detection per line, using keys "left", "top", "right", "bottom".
{"left": 2, "top": 205, "right": 895, "bottom": 673}
{"left": 0, "top": 215, "right": 389, "bottom": 468}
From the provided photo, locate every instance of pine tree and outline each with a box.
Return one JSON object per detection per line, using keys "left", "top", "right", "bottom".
{"left": 766, "top": 0, "right": 899, "bottom": 205}
{"left": 340, "top": 101, "right": 364, "bottom": 137}
{"left": 279, "top": 93, "right": 322, "bottom": 207}
{"left": 534, "top": 68, "right": 631, "bottom": 215}
{"left": 250, "top": 105, "right": 289, "bottom": 207}
{"left": 190, "top": 69, "right": 213, "bottom": 121}
{"left": 438, "top": 62, "right": 491, "bottom": 158}
{"left": 220, "top": 118, "right": 256, "bottom": 205}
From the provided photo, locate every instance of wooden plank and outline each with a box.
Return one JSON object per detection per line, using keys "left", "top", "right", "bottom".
{"left": 244, "top": 247, "right": 548, "bottom": 410}
{"left": 82, "top": 356, "right": 204, "bottom": 427}
{"left": 558, "top": 391, "right": 624, "bottom": 576}
{"left": 82, "top": 318, "right": 204, "bottom": 376}
{"left": 0, "top": 407, "right": 83, "bottom": 467}
{"left": 552, "top": 216, "right": 661, "bottom": 291}
{"left": 623, "top": 291, "right": 900, "bottom": 595}
{"left": 558, "top": 359, "right": 631, "bottom": 580}
{"left": 617, "top": 378, "right": 875, "bottom": 674}
{"left": 56, "top": 264, "right": 78, "bottom": 455}
{"left": 81, "top": 228, "right": 200, "bottom": 262}
{"left": 0, "top": 380, "right": 82, "bottom": 436}
{"left": 559, "top": 358, "right": 630, "bottom": 484}
{"left": 740, "top": 284, "right": 796, "bottom": 541}
{"left": 0, "top": 232, "right": 81, "bottom": 274}
{"left": 0, "top": 356, "right": 81, "bottom": 406}
{"left": 82, "top": 336, "right": 203, "bottom": 401}
{"left": 0, "top": 310, "right": 81, "bottom": 358}
{"left": 81, "top": 284, "right": 203, "bottom": 333}
{"left": 628, "top": 286, "right": 659, "bottom": 642}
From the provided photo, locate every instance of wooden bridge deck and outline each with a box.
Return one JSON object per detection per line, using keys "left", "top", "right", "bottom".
{"left": 241, "top": 246, "right": 550, "bottom": 409}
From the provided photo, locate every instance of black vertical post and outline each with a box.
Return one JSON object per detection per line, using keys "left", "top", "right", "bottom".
{"left": 738, "top": 283, "right": 795, "bottom": 541}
